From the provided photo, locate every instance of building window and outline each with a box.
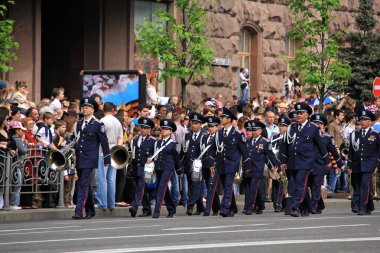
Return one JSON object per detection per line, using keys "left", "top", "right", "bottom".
{"left": 237, "top": 29, "right": 252, "bottom": 96}
{"left": 284, "top": 35, "right": 296, "bottom": 72}
{"left": 134, "top": 0, "right": 168, "bottom": 96}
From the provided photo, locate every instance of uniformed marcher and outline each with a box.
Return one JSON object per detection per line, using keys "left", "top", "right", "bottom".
{"left": 243, "top": 120, "right": 281, "bottom": 215}
{"left": 279, "top": 102, "right": 331, "bottom": 217}
{"left": 306, "top": 114, "right": 344, "bottom": 214}
{"left": 347, "top": 110, "right": 380, "bottom": 215}
{"left": 271, "top": 116, "right": 291, "bottom": 212}
{"left": 149, "top": 119, "right": 180, "bottom": 218}
{"left": 72, "top": 97, "right": 110, "bottom": 219}
{"left": 180, "top": 112, "right": 207, "bottom": 215}
{"left": 211, "top": 107, "right": 252, "bottom": 217}
{"left": 129, "top": 117, "right": 156, "bottom": 217}
{"left": 202, "top": 116, "right": 220, "bottom": 216}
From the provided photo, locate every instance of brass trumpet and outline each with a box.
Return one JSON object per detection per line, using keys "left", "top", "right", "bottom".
{"left": 110, "top": 145, "right": 131, "bottom": 169}
{"left": 45, "top": 141, "right": 76, "bottom": 171}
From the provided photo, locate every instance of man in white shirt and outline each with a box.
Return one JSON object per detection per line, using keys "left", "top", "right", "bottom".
{"left": 96, "top": 102, "right": 123, "bottom": 211}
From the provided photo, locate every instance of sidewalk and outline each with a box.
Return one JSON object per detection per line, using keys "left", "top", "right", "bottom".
{"left": 2, "top": 196, "right": 374, "bottom": 223}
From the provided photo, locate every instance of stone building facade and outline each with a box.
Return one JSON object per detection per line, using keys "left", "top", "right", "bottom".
{"left": 3, "top": 0, "right": 380, "bottom": 103}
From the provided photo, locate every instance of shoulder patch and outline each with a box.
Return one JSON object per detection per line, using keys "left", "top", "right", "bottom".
{"left": 100, "top": 124, "right": 105, "bottom": 133}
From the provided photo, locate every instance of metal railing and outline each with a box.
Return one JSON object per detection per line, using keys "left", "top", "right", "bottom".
{"left": 0, "top": 147, "right": 65, "bottom": 210}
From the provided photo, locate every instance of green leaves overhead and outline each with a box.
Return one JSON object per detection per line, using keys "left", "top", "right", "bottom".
{"left": 0, "top": 0, "right": 18, "bottom": 72}
{"left": 287, "top": 0, "right": 351, "bottom": 108}
{"left": 136, "top": 0, "right": 215, "bottom": 105}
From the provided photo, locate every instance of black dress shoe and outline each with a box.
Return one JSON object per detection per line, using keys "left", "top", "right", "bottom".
{"left": 212, "top": 211, "right": 218, "bottom": 216}
{"left": 290, "top": 210, "right": 300, "bottom": 217}
{"left": 129, "top": 208, "right": 136, "bottom": 217}
{"left": 351, "top": 208, "right": 359, "bottom": 214}
{"left": 245, "top": 210, "right": 254, "bottom": 215}
{"left": 228, "top": 212, "right": 235, "bottom": 217}
{"left": 358, "top": 211, "right": 371, "bottom": 216}
{"left": 255, "top": 209, "right": 263, "bottom": 215}
{"left": 166, "top": 212, "right": 175, "bottom": 218}
{"left": 203, "top": 212, "right": 210, "bottom": 216}
{"left": 186, "top": 209, "right": 193, "bottom": 216}
{"left": 219, "top": 211, "right": 228, "bottom": 217}
{"left": 300, "top": 211, "right": 309, "bottom": 217}
{"left": 284, "top": 210, "right": 291, "bottom": 215}
{"left": 231, "top": 209, "right": 238, "bottom": 214}
{"left": 242, "top": 210, "right": 247, "bottom": 214}
{"left": 274, "top": 208, "right": 281, "bottom": 213}
{"left": 139, "top": 212, "right": 151, "bottom": 217}
{"left": 152, "top": 213, "right": 159, "bottom": 218}
{"left": 72, "top": 215, "right": 82, "bottom": 220}
{"left": 83, "top": 213, "right": 95, "bottom": 219}
{"left": 194, "top": 210, "right": 203, "bottom": 215}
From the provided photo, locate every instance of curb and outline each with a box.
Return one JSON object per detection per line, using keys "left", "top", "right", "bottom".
{"left": 2, "top": 198, "right": 378, "bottom": 223}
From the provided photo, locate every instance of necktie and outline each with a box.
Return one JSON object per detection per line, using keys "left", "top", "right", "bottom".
{"left": 362, "top": 129, "right": 366, "bottom": 138}
{"left": 224, "top": 129, "right": 228, "bottom": 138}
{"left": 193, "top": 133, "right": 197, "bottom": 141}
{"left": 138, "top": 136, "right": 144, "bottom": 147}
{"left": 82, "top": 121, "right": 88, "bottom": 131}
{"left": 298, "top": 124, "right": 302, "bottom": 132}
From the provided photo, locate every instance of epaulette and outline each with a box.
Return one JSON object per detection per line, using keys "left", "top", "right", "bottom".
{"left": 147, "top": 136, "right": 156, "bottom": 140}
{"left": 324, "top": 133, "right": 331, "bottom": 137}
{"left": 94, "top": 118, "right": 101, "bottom": 123}
{"left": 235, "top": 128, "right": 242, "bottom": 134}
{"left": 262, "top": 137, "right": 269, "bottom": 143}
{"left": 290, "top": 122, "right": 297, "bottom": 127}
{"left": 371, "top": 129, "right": 379, "bottom": 134}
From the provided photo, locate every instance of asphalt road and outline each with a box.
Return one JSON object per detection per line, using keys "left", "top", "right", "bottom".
{"left": 1, "top": 207, "right": 380, "bottom": 253}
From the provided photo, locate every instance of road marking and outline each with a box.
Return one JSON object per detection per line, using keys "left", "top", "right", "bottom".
{"left": 0, "top": 226, "right": 81, "bottom": 233}
{"left": 232, "top": 215, "right": 379, "bottom": 223}
{"left": 163, "top": 223, "right": 271, "bottom": 230}
{"left": 64, "top": 236, "right": 380, "bottom": 253}
{"left": 0, "top": 225, "right": 163, "bottom": 236}
{"left": 0, "top": 224, "right": 369, "bottom": 246}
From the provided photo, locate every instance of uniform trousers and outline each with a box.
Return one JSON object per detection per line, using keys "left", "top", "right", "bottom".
{"left": 288, "top": 169, "right": 311, "bottom": 211}
{"left": 186, "top": 173, "right": 204, "bottom": 212}
{"left": 245, "top": 176, "right": 264, "bottom": 212}
{"left": 131, "top": 175, "right": 152, "bottom": 214}
{"left": 153, "top": 170, "right": 176, "bottom": 216}
{"left": 75, "top": 168, "right": 95, "bottom": 217}
{"left": 351, "top": 172, "right": 375, "bottom": 212}
{"left": 219, "top": 173, "right": 237, "bottom": 214}
{"left": 271, "top": 179, "right": 284, "bottom": 211}
{"left": 309, "top": 174, "right": 325, "bottom": 212}
{"left": 203, "top": 168, "right": 220, "bottom": 214}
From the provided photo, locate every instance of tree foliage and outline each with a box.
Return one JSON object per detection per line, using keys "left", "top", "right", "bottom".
{"left": 135, "top": 0, "right": 215, "bottom": 106}
{"left": 0, "top": 0, "right": 19, "bottom": 72}
{"left": 339, "top": 0, "right": 380, "bottom": 99}
{"left": 287, "top": 0, "right": 351, "bottom": 108}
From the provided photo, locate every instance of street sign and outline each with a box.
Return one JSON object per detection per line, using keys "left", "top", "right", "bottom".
{"left": 373, "top": 77, "right": 380, "bottom": 97}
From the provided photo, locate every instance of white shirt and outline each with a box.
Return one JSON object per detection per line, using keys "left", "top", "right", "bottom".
{"left": 224, "top": 125, "right": 233, "bottom": 137}
{"left": 99, "top": 115, "right": 123, "bottom": 155}
{"left": 50, "top": 98, "right": 62, "bottom": 111}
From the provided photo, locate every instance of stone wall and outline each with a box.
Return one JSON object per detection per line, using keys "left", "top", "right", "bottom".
{"left": 186, "top": 0, "right": 380, "bottom": 103}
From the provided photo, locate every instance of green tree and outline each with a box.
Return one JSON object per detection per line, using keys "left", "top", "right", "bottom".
{"left": 136, "top": 0, "right": 215, "bottom": 106}
{"left": 339, "top": 0, "right": 380, "bottom": 100}
{"left": 0, "top": 0, "right": 19, "bottom": 72}
{"left": 287, "top": 0, "right": 351, "bottom": 109}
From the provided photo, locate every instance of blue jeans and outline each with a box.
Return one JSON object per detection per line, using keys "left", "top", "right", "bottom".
{"left": 327, "top": 168, "right": 339, "bottom": 194}
{"left": 170, "top": 170, "right": 179, "bottom": 204}
{"left": 241, "top": 87, "right": 249, "bottom": 102}
{"left": 96, "top": 156, "right": 116, "bottom": 209}
{"left": 10, "top": 167, "right": 22, "bottom": 206}
{"left": 179, "top": 173, "right": 188, "bottom": 204}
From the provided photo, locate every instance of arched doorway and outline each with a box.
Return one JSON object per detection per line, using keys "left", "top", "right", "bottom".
{"left": 238, "top": 23, "right": 262, "bottom": 99}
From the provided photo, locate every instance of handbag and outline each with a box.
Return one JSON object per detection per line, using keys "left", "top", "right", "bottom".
{"left": 240, "top": 82, "right": 248, "bottom": 89}
{"left": 144, "top": 139, "right": 173, "bottom": 184}
{"left": 191, "top": 143, "right": 212, "bottom": 181}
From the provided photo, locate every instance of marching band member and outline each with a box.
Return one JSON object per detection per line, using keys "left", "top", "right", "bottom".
{"left": 212, "top": 107, "right": 252, "bottom": 217}
{"left": 149, "top": 119, "right": 180, "bottom": 218}
{"left": 72, "top": 97, "right": 110, "bottom": 220}
{"left": 202, "top": 116, "right": 220, "bottom": 216}
{"left": 306, "top": 114, "right": 344, "bottom": 215}
{"left": 271, "top": 116, "right": 291, "bottom": 212}
{"left": 279, "top": 102, "right": 331, "bottom": 217}
{"left": 180, "top": 112, "right": 207, "bottom": 215}
{"left": 243, "top": 119, "right": 281, "bottom": 215}
{"left": 347, "top": 110, "right": 380, "bottom": 215}
{"left": 129, "top": 117, "right": 156, "bottom": 217}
